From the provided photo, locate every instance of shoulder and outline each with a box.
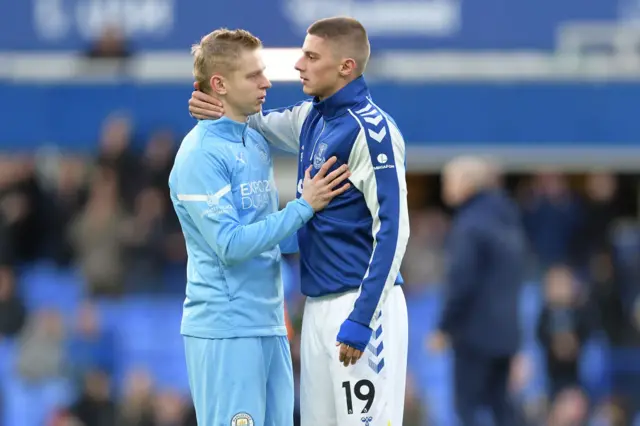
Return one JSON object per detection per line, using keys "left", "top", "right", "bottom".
{"left": 178, "top": 130, "right": 232, "bottom": 174}
{"left": 346, "top": 100, "right": 402, "bottom": 147}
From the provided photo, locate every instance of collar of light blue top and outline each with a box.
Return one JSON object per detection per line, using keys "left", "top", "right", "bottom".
{"left": 312, "top": 75, "right": 371, "bottom": 120}
{"left": 200, "top": 116, "right": 249, "bottom": 143}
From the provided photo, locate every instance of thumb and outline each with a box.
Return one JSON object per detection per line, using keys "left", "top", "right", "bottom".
{"left": 305, "top": 165, "right": 312, "bottom": 180}
{"left": 193, "top": 81, "right": 200, "bottom": 91}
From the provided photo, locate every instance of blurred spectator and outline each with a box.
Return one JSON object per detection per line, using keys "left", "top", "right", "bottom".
{"left": 83, "top": 26, "right": 133, "bottom": 77}
{"left": 86, "top": 26, "right": 132, "bottom": 59}
{"left": 152, "top": 390, "right": 197, "bottom": 426}
{"left": 521, "top": 172, "right": 582, "bottom": 269}
{"left": 67, "top": 370, "right": 117, "bottom": 426}
{"left": 117, "top": 369, "right": 156, "bottom": 426}
{"left": 139, "top": 129, "right": 176, "bottom": 193}
{"left": 401, "top": 208, "right": 448, "bottom": 286}
{"left": 66, "top": 302, "right": 116, "bottom": 387}
{"left": 96, "top": 113, "right": 140, "bottom": 211}
{"left": 0, "top": 155, "right": 47, "bottom": 263}
{"left": 590, "top": 249, "right": 640, "bottom": 346}
{"left": 16, "top": 309, "right": 65, "bottom": 382}
{"left": 431, "top": 156, "right": 526, "bottom": 426}
{"left": 0, "top": 265, "right": 26, "bottom": 338}
{"left": 42, "top": 156, "right": 89, "bottom": 267}
{"left": 546, "top": 387, "right": 589, "bottom": 426}
{"left": 537, "top": 266, "right": 594, "bottom": 400}
{"left": 121, "top": 187, "right": 171, "bottom": 292}
{"left": 69, "top": 166, "right": 128, "bottom": 296}
{"left": 572, "top": 172, "right": 619, "bottom": 268}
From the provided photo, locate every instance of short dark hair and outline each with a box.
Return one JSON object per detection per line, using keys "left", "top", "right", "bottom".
{"left": 307, "top": 17, "right": 370, "bottom": 74}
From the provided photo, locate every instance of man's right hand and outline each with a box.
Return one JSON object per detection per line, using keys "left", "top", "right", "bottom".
{"left": 188, "top": 82, "right": 224, "bottom": 120}
{"left": 302, "top": 157, "right": 351, "bottom": 212}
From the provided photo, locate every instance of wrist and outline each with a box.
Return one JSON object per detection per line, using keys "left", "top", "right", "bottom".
{"left": 337, "top": 319, "right": 372, "bottom": 352}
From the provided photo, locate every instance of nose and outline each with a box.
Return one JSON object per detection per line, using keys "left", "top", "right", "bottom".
{"left": 294, "top": 57, "right": 304, "bottom": 72}
{"left": 261, "top": 76, "right": 272, "bottom": 89}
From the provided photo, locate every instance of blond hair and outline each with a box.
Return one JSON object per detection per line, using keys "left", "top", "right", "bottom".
{"left": 307, "top": 17, "right": 371, "bottom": 74}
{"left": 191, "top": 29, "right": 262, "bottom": 93}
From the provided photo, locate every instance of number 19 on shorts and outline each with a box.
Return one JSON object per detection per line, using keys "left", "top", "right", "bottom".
{"left": 341, "top": 380, "right": 375, "bottom": 414}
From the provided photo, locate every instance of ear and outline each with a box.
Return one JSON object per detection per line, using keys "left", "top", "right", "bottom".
{"left": 339, "top": 58, "right": 357, "bottom": 77}
{"left": 210, "top": 74, "right": 227, "bottom": 95}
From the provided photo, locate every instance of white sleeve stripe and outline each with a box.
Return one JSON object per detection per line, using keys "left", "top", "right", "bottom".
{"left": 177, "top": 184, "right": 231, "bottom": 202}
{"left": 347, "top": 109, "right": 410, "bottom": 327}
{"left": 177, "top": 194, "right": 207, "bottom": 202}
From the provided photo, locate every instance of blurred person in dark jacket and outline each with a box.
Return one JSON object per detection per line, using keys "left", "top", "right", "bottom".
{"left": 120, "top": 187, "right": 171, "bottom": 292}
{"left": 537, "top": 265, "right": 593, "bottom": 399}
{"left": 0, "top": 265, "right": 26, "bottom": 338}
{"left": 95, "top": 113, "right": 139, "bottom": 211}
{"left": 429, "top": 156, "right": 526, "bottom": 426}
{"left": 67, "top": 369, "right": 117, "bottom": 426}
{"left": 0, "top": 265, "right": 26, "bottom": 339}
{"left": 571, "top": 172, "right": 617, "bottom": 267}
{"left": 0, "top": 155, "right": 48, "bottom": 263}
{"left": 521, "top": 172, "right": 582, "bottom": 268}
{"left": 42, "top": 156, "right": 89, "bottom": 267}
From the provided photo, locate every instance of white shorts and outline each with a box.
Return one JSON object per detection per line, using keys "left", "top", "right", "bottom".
{"left": 300, "top": 285, "right": 408, "bottom": 426}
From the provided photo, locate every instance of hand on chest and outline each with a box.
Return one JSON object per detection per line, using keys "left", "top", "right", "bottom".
{"left": 301, "top": 125, "right": 351, "bottom": 176}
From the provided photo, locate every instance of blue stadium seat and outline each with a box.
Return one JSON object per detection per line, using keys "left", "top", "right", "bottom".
{"left": 2, "top": 375, "right": 73, "bottom": 426}
{"left": 17, "top": 262, "right": 84, "bottom": 323}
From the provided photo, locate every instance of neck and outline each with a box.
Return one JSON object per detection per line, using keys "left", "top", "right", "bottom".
{"left": 217, "top": 96, "right": 248, "bottom": 123}
{"left": 317, "top": 76, "right": 356, "bottom": 101}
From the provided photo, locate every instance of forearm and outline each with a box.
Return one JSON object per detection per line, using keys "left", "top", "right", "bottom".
{"left": 216, "top": 198, "right": 313, "bottom": 265}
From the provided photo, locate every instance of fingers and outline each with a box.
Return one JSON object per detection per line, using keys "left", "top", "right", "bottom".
{"left": 190, "top": 92, "right": 223, "bottom": 111}
{"left": 323, "top": 164, "right": 350, "bottom": 186}
{"left": 189, "top": 106, "right": 216, "bottom": 120}
{"left": 314, "top": 156, "right": 338, "bottom": 179}
{"left": 189, "top": 91, "right": 225, "bottom": 116}
{"left": 337, "top": 343, "right": 362, "bottom": 367}
{"left": 329, "top": 183, "right": 351, "bottom": 198}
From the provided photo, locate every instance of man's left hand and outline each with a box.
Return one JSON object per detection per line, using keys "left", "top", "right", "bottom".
{"left": 336, "top": 342, "right": 363, "bottom": 367}
{"left": 336, "top": 319, "right": 372, "bottom": 367}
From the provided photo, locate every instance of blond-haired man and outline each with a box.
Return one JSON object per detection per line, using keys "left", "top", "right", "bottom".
{"left": 169, "top": 29, "right": 350, "bottom": 426}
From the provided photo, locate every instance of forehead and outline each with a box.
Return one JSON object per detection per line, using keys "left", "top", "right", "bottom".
{"left": 302, "top": 34, "right": 334, "bottom": 55}
{"left": 234, "top": 49, "right": 265, "bottom": 73}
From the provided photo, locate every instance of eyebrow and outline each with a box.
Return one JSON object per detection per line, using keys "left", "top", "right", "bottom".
{"left": 246, "top": 66, "right": 266, "bottom": 77}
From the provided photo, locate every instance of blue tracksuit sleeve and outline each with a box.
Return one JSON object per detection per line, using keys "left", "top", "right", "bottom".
{"left": 177, "top": 149, "right": 314, "bottom": 265}
{"left": 247, "top": 101, "right": 313, "bottom": 153}
{"left": 345, "top": 118, "right": 410, "bottom": 328}
{"left": 279, "top": 234, "right": 299, "bottom": 254}
{"left": 439, "top": 225, "right": 481, "bottom": 334}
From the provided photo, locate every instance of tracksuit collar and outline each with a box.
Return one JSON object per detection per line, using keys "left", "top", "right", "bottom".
{"left": 199, "top": 116, "right": 248, "bottom": 143}
{"left": 313, "top": 75, "right": 370, "bottom": 120}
